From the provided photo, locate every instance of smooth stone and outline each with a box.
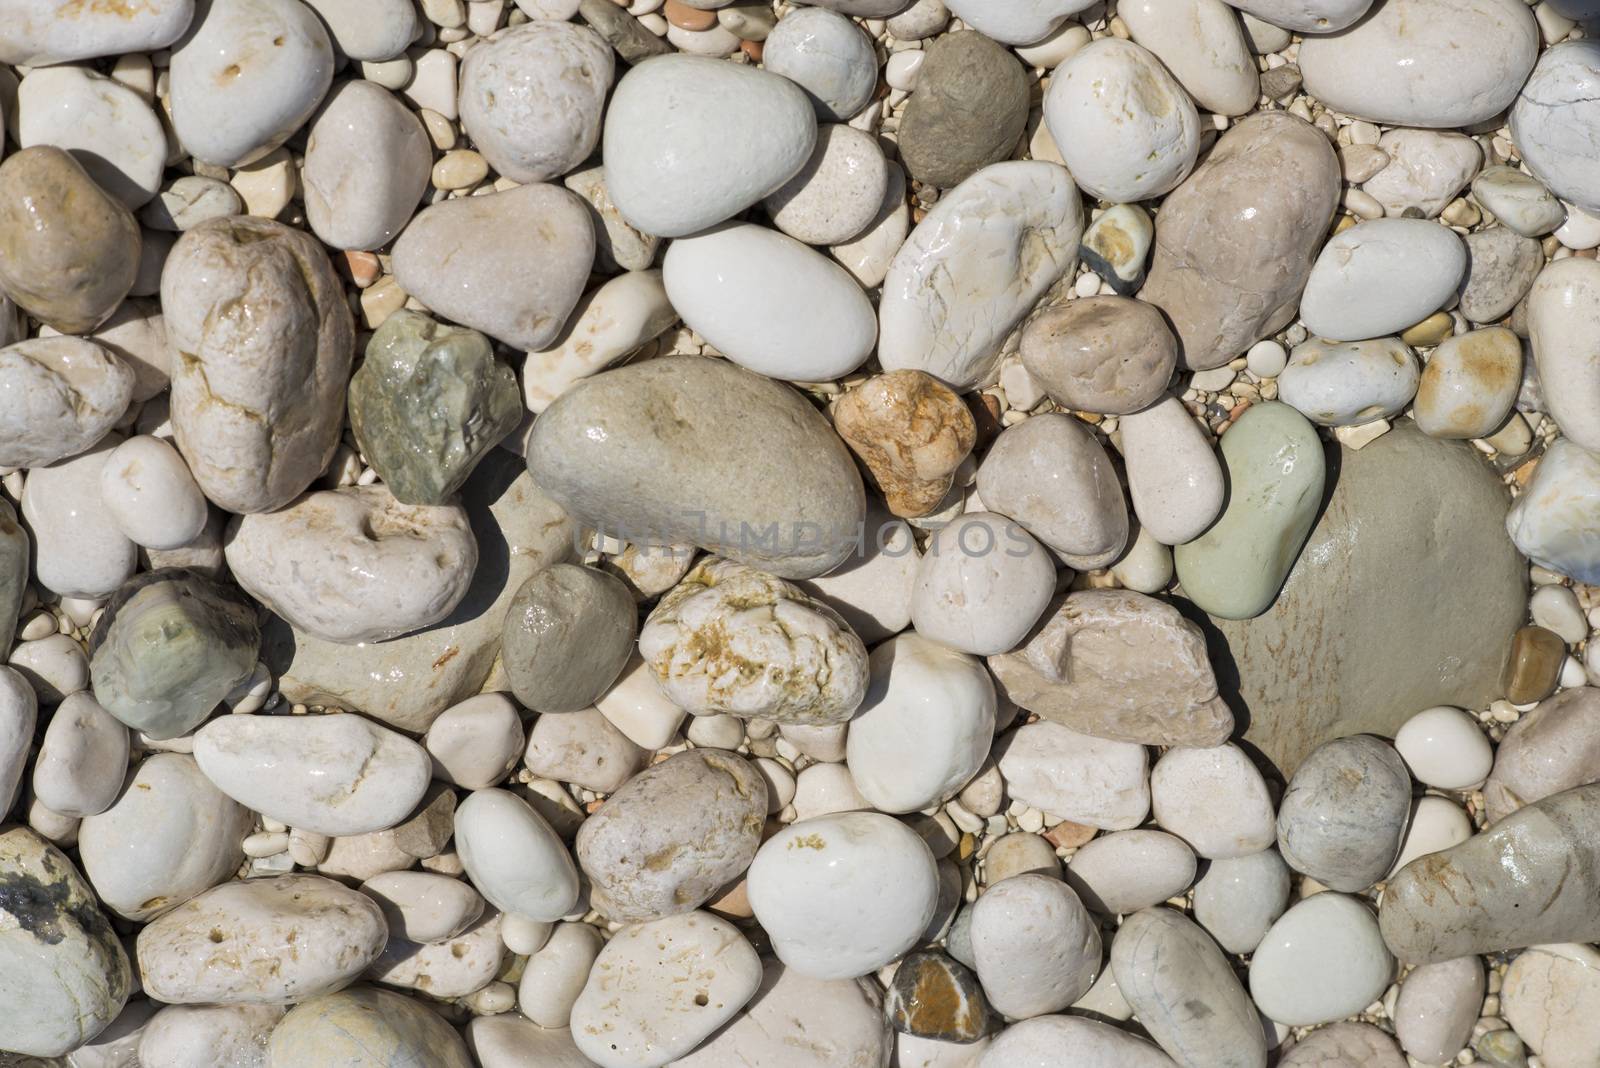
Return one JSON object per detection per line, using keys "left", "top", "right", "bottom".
{"left": 662, "top": 222, "right": 876, "bottom": 381}
{"left": 1079, "top": 204, "right": 1154, "bottom": 296}
{"left": 1393, "top": 705, "right": 1493, "bottom": 791}
{"left": 1140, "top": 112, "right": 1339, "bottom": 371}
{"left": 0, "top": 828, "right": 131, "bottom": 1057}
{"left": 302, "top": 0, "right": 416, "bottom": 59}
{"left": 989, "top": 589, "right": 1233, "bottom": 747}
{"left": 1473, "top": 166, "right": 1567, "bottom": 238}
{"left": 1249, "top": 894, "right": 1395, "bottom": 1026}
{"left": 454, "top": 787, "right": 579, "bottom": 922}
{"left": 1501, "top": 944, "right": 1600, "bottom": 1068}
{"left": 356, "top": 870, "right": 482, "bottom": 942}
{"left": 518, "top": 920, "right": 602, "bottom": 1027}
{"left": 137, "top": 873, "right": 385, "bottom": 1003}
{"left": 1174, "top": 402, "right": 1324, "bottom": 620}
{"left": 910, "top": 513, "right": 1056, "bottom": 656}
{"left": 979, "top": 1015, "right": 1175, "bottom": 1067}
{"left": 46, "top": 297, "right": 170, "bottom": 403}
{"left": 1112, "top": 907, "right": 1267, "bottom": 1068}
{"left": 562, "top": 165, "right": 662, "bottom": 274}
{"left": 834, "top": 370, "right": 976, "bottom": 519}
{"left": 163, "top": 216, "right": 352, "bottom": 513}
{"left": 503, "top": 564, "right": 636, "bottom": 714}
{"left": 1066, "top": 830, "right": 1196, "bottom": 915}
{"left": 971, "top": 873, "right": 1100, "bottom": 1018}
{"left": 0, "top": 0, "right": 193, "bottom": 65}
{"left": 16, "top": 65, "right": 165, "bottom": 209}
{"left": 8, "top": 633, "right": 90, "bottom": 705}
{"left": 194, "top": 712, "right": 431, "bottom": 836}
{"left": 747, "top": 811, "right": 938, "bottom": 979}
{"left": 1362, "top": 130, "right": 1482, "bottom": 219}
{"left": 1276, "top": 735, "right": 1411, "bottom": 892}
{"left": 1484, "top": 687, "right": 1600, "bottom": 822}
{"left": 1511, "top": 41, "right": 1600, "bottom": 216}
{"left": 1044, "top": 39, "right": 1200, "bottom": 204}
{"left": 0, "top": 336, "right": 132, "bottom": 469}
{"left": 302, "top": 80, "right": 430, "bottom": 252}
{"left": 529, "top": 356, "right": 865, "bottom": 579}
{"left": 1192, "top": 848, "right": 1291, "bottom": 954}
{"left": 1279, "top": 1022, "right": 1407, "bottom": 1067}
{"left": 1529, "top": 258, "right": 1600, "bottom": 452}
{"left": 99, "top": 435, "right": 208, "bottom": 551}
{"left": 1223, "top": 0, "right": 1372, "bottom": 31}
{"left": 225, "top": 487, "right": 476, "bottom": 644}
{"left": 995, "top": 721, "right": 1151, "bottom": 830}
{"left": 985, "top": 832, "right": 1061, "bottom": 885}
{"left": 269, "top": 988, "right": 473, "bottom": 1067}
{"left": 592, "top": 653, "right": 689, "bottom": 751}
{"left": 1112, "top": 526, "right": 1176, "bottom": 594}
{"left": 0, "top": 505, "right": 25, "bottom": 654}
{"left": 887, "top": 949, "right": 989, "bottom": 1043}
{"left": 468, "top": 1016, "right": 594, "bottom": 1068}
{"left": 1414, "top": 328, "right": 1523, "bottom": 439}
{"left": 142, "top": 175, "right": 243, "bottom": 233}
{"left": 830, "top": 161, "right": 910, "bottom": 289}
{"left": 1508, "top": 439, "right": 1600, "bottom": 582}
{"left": 21, "top": 438, "right": 137, "bottom": 599}
{"left": 1019, "top": 297, "right": 1176, "bottom": 416}
{"left": 847, "top": 632, "right": 996, "bottom": 814}
{"left": 1120, "top": 0, "right": 1258, "bottom": 116}
{"left": 0, "top": 666, "right": 35, "bottom": 814}
{"left": 523, "top": 270, "right": 679, "bottom": 414}
{"left": 1395, "top": 956, "right": 1484, "bottom": 1066}
{"left": 1211, "top": 420, "right": 1526, "bottom": 775}
{"left": 764, "top": 124, "right": 888, "bottom": 245}
{"left": 795, "top": 501, "right": 920, "bottom": 644}
{"left": 0, "top": 146, "right": 140, "bottom": 334}
{"left": 763, "top": 7, "right": 877, "bottom": 122}
{"left": 1150, "top": 744, "right": 1275, "bottom": 859}
{"left": 423, "top": 694, "right": 524, "bottom": 791}
{"left": 168, "top": 0, "right": 334, "bottom": 167}
{"left": 392, "top": 182, "right": 594, "bottom": 352}
{"left": 1461, "top": 228, "right": 1544, "bottom": 324}
{"left": 571, "top": 912, "right": 761, "bottom": 1068}
{"left": 348, "top": 309, "right": 520, "bottom": 505}
{"left": 941, "top": 0, "right": 1091, "bottom": 44}
{"left": 1299, "top": 219, "right": 1467, "bottom": 342}
{"left": 1380, "top": 783, "right": 1600, "bottom": 964}
{"left": 1298, "top": 0, "right": 1539, "bottom": 128}
{"left": 364, "top": 907, "right": 504, "bottom": 998}
{"left": 460, "top": 21, "right": 612, "bottom": 183}
{"left": 88, "top": 568, "right": 258, "bottom": 739}
{"left": 603, "top": 54, "right": 816, "bottom": 238}
{"left": 138, "top": 1004, "right": 285, "bottom": 1068}
{"left": 577, "top": 750, "right": 766, "bottom": 922}
{"left": 1504, "top": 624, "right": 1568, "bottom": 705}
{"left": 265, "top": 457, "right": 576, "bottom": 732}
{"left": 1119, "top": 396, "right": 1227, "bottom": 545}
{"left": 898, "top": 31, "right": 1029, "bottom": 190}
{"left": 1277, "top": 336, "right": 1420, "bottom": 426}
{"left": 30, "top": 692, "right": 127, "bottom": 819}
{"left": 525, "top": 707, "right": 649, "bottom": 795}
{"left": 879, "top": 161, "right": 1083, "bottom": 390}
{"left": 1390, "top": 795, "right": 1474, "bottom": 876}
{"left": 979, "top": 414, "right": 1128, "bottom": 564}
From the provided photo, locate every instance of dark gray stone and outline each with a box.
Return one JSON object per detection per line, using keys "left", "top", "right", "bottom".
{"left": 0, "top": 499, "right": 27, "bottom": 654}
{"left": 896, "top": 32, "right": 1028, "bottom": 190}
{"left": 503, "top": 563, "right": 637, "bottom": 713}
{"left": 1459, "top": 227, "right": 1543, "bottom": 324}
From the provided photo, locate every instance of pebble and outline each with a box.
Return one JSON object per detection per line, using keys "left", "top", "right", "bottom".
{"left": 22, "top": 439, "right": 139, "bottom": 600}
{"left": 971, "top": 872, "right": 1100, "bottom": 1018}
{"left": 941, "top": 0, "right": 1083, "bottom": 45}
{"left": 1227, "top": 0, "right": 1372, "bottom": 31}
{"left": 1510, "top": 40, "right": 1600, "bottom": 216}
{"left": 1362, "top": 130, "right": 1482, "bottom": 220}
{"left": 1078, "top": 204, "right": 1154, "bottom": 296}
{"left": 989, "top": 589, "right": 1232, "bottom": 748}
{"left": 1141, "top": 112, "right": 1340, "bottom": 371}
{"left": 1299, "top": 219, "right": 1467, "bottom": 342}
{"left": 1112, "top": 907, "right": 1268, "bottom": 1068}
{"left": 1507, "top": 439, "right": 1600, "bottom": 582}
{"left": 1298, "top": 0, "right": 1539, "bottom": 128}
{"left": 887, "top": 949, "right": 989, "bottom": 1043}
{"left": 1279, "top": 1022, "right": 1407, "bottom": 1067}
{"left": 168, "top": 0, "right": 334, "bottom": 168}
{"left": 1504, "top": 623, "right": 1567, "bottom": 704}
{"left": 1276, "top": 734, "right": 1411, "bottom": 892}
{"left": 765, "top": 124, "right": 888, "bottom": 246}
{"left": 1174, "top": 402, "right": 1325, "bottom": 620}
{"left": 0, "top": 337, "right": 133, "bottom": 470}
{"left": 603, "top": 54, "right": 815, "bottom": 237}
{"left": 1414, "top": 328, "right": 1523, "bottom": 439}
{"left": 1149, "top": 744, "right": 1275, "bottom": 859}
{"left": 0, "top": 0, "right": 194, "bottom": 66}
{"left": 361, "top": 869, "right": 484, "bottom": 943}
{"left": 1392, "top": 705, "right": 1493, "bottom": 790}
{"left": 1065, "top": 830, "right": 1196, "bottom": 916}
{"left": 1473, "top": 165, "right": 1569, "bottom": 238}
{"left": 1019, "top": 297, "right": 1176, "bottom": 416}
{"left": 502, "top": 564, "right": 636, "bottom": 714}
{"left": 1120, "top": 0, "right": 1257, "bottom": 116}
{"left": 523, "top": 705, "right": 649, "bottom": 793}
{"left": 1248, "top": 893, "right": 1395, "bottom": 1026}
{"left": 1119, "top": 395, "right": 1227, "bottom": 546}
{"left": 1531, "top": 583, "right": 1587, "bottom": 642}
{"left": 830, "top": 160, "right": 911, "bottom": 289}
{"left": 663, "top": 222, "right": 876, "bottom": 381}
{"left": 9, "top": 633, "right": 90, "bottom": 705}
{"left": 747, "top": 811, "right": 938, "bottom": 979}
{"left": 137, "top": 1004, "right": 285, "bottom": 1068}
{"left": 909, "top": 511, "right": 1054, "bottom": 654}
{"left": 1192, "top": 848, "right": 1292, "bottom": 954}
{"left": 880, "top": 161, "right": 1083, "bottom": 389}
{"left": 1044, "top": 39, "right": 1199, "bottom": 205}
{"left": 454, "top": 787, "right": 580, "bottom": 922}
{"left": 16, "top": 65, "right": 166, "bottom": 210}
{"left": 981, "top": 416, "right": 1127, "bottom": 564}
{"left": 302, "top": 0, "right": 417, "bottom": 60}
{"left": 1483, "top": 686, "right": 1600, "bottom": 822}
{"left": 392, "top": 181, "right": 594, "bottom": 352}
{"left": 591, "top": 655, "right": 689, "bottom": 751}
{"left": 1389, "top": 795, "right": 1474, "bottom": 876}
{"left": 97, "top": 435, "right": 208, "bottom": 552}
{"left": 524, "top": 270, "right": 677, "bottom": 415}
{"left": 1501, "top": 943, "right": 1600, "bottom": 1068}
{"left": 847, "top": 631, "right": 995, "bottom": 813}
{"left": 518, "top": 921, "right": 603, "bottom": 1027}
{"left": 302, "top": 80, "right": 431, "bottom": 252}
{"left": 764, "top": 7, "right": 877, "bottom": 123}
{"left": 270, "top": 988, "right": 473, "bottom": 1068}
{"left": 143, "top": 176, "right": 243, "bottom": 233}
{"left": 834, "top": 370, "right": 975, "bottom": 519}
{"left": 978, "top": 1015, "right": 1174, "bottom": 1067}
{"left": 898, "top": 31, "right": 1029, "bottom": 190}
{"left": 996, "top": 720, "right": 1151, "bottom": 830}
{"left": 0, "top": 667, "right": 34, "bottom": 814}
{"left": 1278, "top": 336, "right": 1420, "bottom": 427}
{"left": 31, "top": 692, "right": 127, "bottom": 819}
{"left": 1528, "top": 258, "right": 1600, "bottom": 453}
{"left": 1394, "top": 956, "right": 1484, "bottom": 1066}
{"left": 985, "top": 831, "right": 1061, "bottom": 884}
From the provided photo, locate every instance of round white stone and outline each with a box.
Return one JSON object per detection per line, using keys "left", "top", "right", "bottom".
{"left": 454, "top": 787, "right": 581, "bottom": 923}
{"left": 1471, "top": 165, "right": 1567, "bottom": 238}
{"left": 1065, "top": 830, "right": 1197, "bottom": 916}
{"left": 360, "top": 870, "right": 485, "bottom": 944}
{"left": 943, "top": 0, "right": 1092, "bottom": 44}
{"left": 996, "top": 721, "right": 1151, "bottom": 831}
{"left": 763, "top": 6, "right": 878, "bottom": 122}
{"left": 765, "top": 124, "right": 889, "bottom": 246}
{"left": 137, "top": 1005, "right": 286, "bottom": 1068}
{"left": 1150, "top": 744, "right": 1276, "bottom": 859}
{"left": 1531, "top": 584, "right": 1588, "bottom": 644}
{"left": 16, "top": 65, "right": 166, "bottom": 209}
{"left": 423, "top": 693, "right": 525, "bottom": 791}
{"left": 302, "top": 80, "right": 432, "bottom": 252}
{"left": 30, "top": 692, "right": 128, "bottom": 819}
{"left": 910, "top": 513, "right": 1056, "bottom": 656}
{"left": 1298, "top": 219, "right": 1467, "bottom": 341}
{"left": 21, "top": 436, "right": 137, "bottom": 599}
{"left": 791, "top": 762, "right": 872, "bottom": 821}
{"left": 1248, "top": 893, "right": 1396, "bottom": 1026}
{"left": 98, "top": 435, "right": 209, "bottom": 551}
{"left": 1512, "top": 40, "right": 1600, "bottom": 216}
{"left": 0, "top": 337, "right": 133, "bottom": 470}
{"left": 971, "top": 873, "right": 1101, "bottom": 1018}
{"left": 1393, "top": 705, "right": 1493, "bottom": 790}
{"left": 1119, "top": 0, "right": 1258, "bottom": 116}
{"left": 0, "top": 0, "right": 195, "bottom": 66}
{"left": 1192, "top": 848, "right": 1292, "bottom": 955}
{"left": 979, "top": 1015, "right": 1172, "bottom": 1067}
{"left": 1388, "top": 795, "right": 1474, "bottom": 877}
{"left": 301, "top": 0, "right": 417, "bottom": 60}
{"left": 1508, "top": 439, "right": 1600, "bottom": 583}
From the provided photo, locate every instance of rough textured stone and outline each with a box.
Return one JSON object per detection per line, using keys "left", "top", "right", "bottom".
{"left": 989, "top": 589, "right": 1233, "bottom": 748}
{"left": 1020, "top": 297, "right": 1176, "bottom": 415}
{"left": 834, "top": 370, "right": 976, "bottom": 518}
{"left": 348, "top": 310, "right": 520, "bottom": 506}
{"left": 897, "top": 32, "right": 1028, "bottom": 190}
{"left": 1484, "top": 687, "right": 1600, "bottom": 823}
{"left": 0, "top": 501, "right": 28, "bottom": 655}
{"left": 1140, "top": 112, "right": 1340, "bottom": 371}
{"left": 503, "top": 563, "right": 637, "bottom": 714}
{"left": 1205, "top": 421, "right": 1526, "bottom": 776}
{"left": 1460, "top": 228, "right": 1544, "bottom": 325}
{"left": 0, "top": 337, "right": 133, "bottom": 469}
{"left": 578, "top": 0, "right": 673, "bottom": 64}
{"left": 269, "top": 987, "right": 474, "bottom": 1067}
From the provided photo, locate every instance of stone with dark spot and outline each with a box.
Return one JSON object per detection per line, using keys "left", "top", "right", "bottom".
{"left": 885, "top": 949, "right": 990, "bottom": 1043}
{"left": 0, "top": 498, "right": 27, "bottom": 654}
{"left": 896, "top": 32, "right": 1029, "bottom": 190}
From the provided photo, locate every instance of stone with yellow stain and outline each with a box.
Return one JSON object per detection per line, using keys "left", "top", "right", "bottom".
{"left": 834, "top": 370, "right": 976, "bottom": 518}
{"left": 1503, "top": 624, "right": 1566, "bottom": 704}
{"left": 1414, "top": 327, "right": 1522, "bottom": 439}
{"left": 887, "top": 949, "right": 990, "bottom": 1043}
{"left": 1277, "top": 336, "right": 1420, "bottom": 427}
{"left": 270, "top": 987, "right": 474, "bottom": 1067}
{"left": 0, "top": 0, "right": 196, "bottom": 67}
{"left": 1078, "top": 204, "right": 1154, "bottom": 295}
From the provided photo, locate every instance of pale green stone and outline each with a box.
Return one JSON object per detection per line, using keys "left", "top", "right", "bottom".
{"left": 268, "top": 987, "right": 474, "bottom": 1068}
{"left": 348, "top": 309, "right": 521, "bottom": 506}
{"left": 0, "top": 499, "right": 27, "bottom": 653}
{"left": 1174, "top": 402, "right": 1325, "bottom": 621}
{"left": 88, "top": 568, "right": 260, "bottom": 740}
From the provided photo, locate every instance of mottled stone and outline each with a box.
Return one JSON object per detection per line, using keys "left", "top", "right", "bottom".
{"left": 834, "top": 370, "right": 976, "bottom": 518}
{"left": 1019, "top": 297, "right": 1175, "bottom": 415}
{"left": 1484, "top": 687, "right": 1600, "bottom": 822}
{"left": 898, "top": 32, "right": 1028, "bottom": 190}
{"left": 269, "top": 987, "right": 474, "bottom": 1067}
{"left": 1277, "top": 736, "right": 1412, "bottom": 892}
{"left": 1503, "top": 625, "right": 1565, "bottom": 704}
{"left": 888, "top": 949, "right": 991, "bottom": 1043}
{"left": 503, "top": 564, "right": 637, "bottom": 714}
{"left": 1414, "top": 327, "right": 1523, "bottom": 440}
{"left": 0, "top": 501, "right": 28, "bottom": 655}
{"left": 1460, "top": 228, "right": 1544, "bottom": 325}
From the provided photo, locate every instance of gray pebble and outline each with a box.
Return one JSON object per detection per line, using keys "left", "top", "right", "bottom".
{"left": 502, "top": 564, "right": 636, "bottom": 714}
{"left": 763, "top": 7, "right": 878, "bottom": 123}
{"left": 1276, "top": 735, "right": 1411, "bottom": 892}
{"left": 1459, "top": 227, "right": 1544, "bottom": 324}
{"left": 897, "top": 31, "right": 1028, "bottom": 190}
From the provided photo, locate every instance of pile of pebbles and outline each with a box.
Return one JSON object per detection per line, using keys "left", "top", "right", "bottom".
{"left": 5, "top": 0, "right": 1600, "bottom": 1065}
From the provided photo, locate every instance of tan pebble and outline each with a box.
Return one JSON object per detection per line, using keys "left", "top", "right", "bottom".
{"left": 420, "top": 108, "right": 457, "bottom": 151}
{"left": 740, "top": 38, "right": 762, "bottom": 62}
{"left": 664, "top": 0, "right": 715, "bottom": 30}
{"left": 230, "top": 147, "right": 294, "bottom": 219}
{"left": 359, "top": 276, "right": 408, "bottom": 330}
{"left": 432, "top": 149, "right": 488, "bottom": 191}
{"left": 706, "top": 876, "right": 753, "bottom": 920}
{"left": 342, "top": 250, "right": 381, "bottom": 288}
{"left": 833, "top": 369, "right": 976, "bottom": 518}
{"left": 1503, "top": 625, "right": 1565, "bottom": 704}
{"left": 1400, "top": 311, "right": 1456, "bottom": 348}
{"left": 1043, "top": 819, "right": 1098, "bottom": 850}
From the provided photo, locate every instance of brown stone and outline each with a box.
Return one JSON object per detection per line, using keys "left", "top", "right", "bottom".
{"left": 1140, "top": 111, "right": 1340, "bottom": 371}
{"left": 833, "top": 369, "right": 976, "bottom": 518}
{"left": 1020, "top": 297, "right": 1177, "bottom": 415}
{"left": 885, "top": 949, "right": 990, "bottom": 1043}
{"left": 1043, "top": 819, "right": 1098, "bottom": 851}
{"left": 663, "top": 0, "right": 716, "bottom": 29}
{"left": 1503, "top": 625, "right": 1565, "bottom": 704}
{"left": 1484, "top": 687, "right": 1600, "bottom": 823}
{"left": 987, "top": 589, "right": 1234, "bottom": 748}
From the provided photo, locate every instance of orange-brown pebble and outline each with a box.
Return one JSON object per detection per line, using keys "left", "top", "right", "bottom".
{"left": 1043, "top": 819, "right": 1097, "bottom": 850}
{"left": 706, "top": 876, "right": 753, "bottom": 920}
{"left": 833, "top": 369, "right": 977, "bottom": 518}
{"left": 1503, "top": 624, "right": 1566, "bottom": 704}
{"left": 664, "top": 0, "right": 717, "bottom": 30}
{"left": 740, "top": 38, "right": 763, "bottom": 62}
{"left": 342, "top": 249, "right": 381, "bottom": 288}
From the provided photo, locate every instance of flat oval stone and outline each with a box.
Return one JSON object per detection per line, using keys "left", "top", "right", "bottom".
{"left": 603, "top": 54, "right": 816, "bottom": 238}
{"left": 168, "top": 0, "right": 333, "bottom": 167}
{"left": 1414, "top": 328, "right": 1523, "bottom": 439}
{"left": 459, "top": 21, "right": 613, "bottom": 184}
{"left": 99, "top": 434, "right": 209, "bottom": 551}
{"left": 1066, "top": 830, "right": 1197, "bottom": 916}
{"left": 1248, "top": 893, "right": 1395, "bottom": 1026}
{"left": 979, "top": 1015, "right": 1175, "bottom": 1067}
{"left": 880, "top": 161, "right": 1083, "bottom": 389}
{"left": 1224, "top": 0, "right": 1371, "bottom": 31}
{"left": 528, "top": 356, "right": 865, "bottom": 579}
{"left": 1483, "top": 687, "right": 1600, "bottom": 822}
{"left": 518, "top": 920, "right": 602, "bottom": 1028}
{"left": 21, "top": 437, "right": 138, "bottom": 600}
{"left": 1279, "top": 1022, "right": 1406, "bottom": 1067}
{"left": 138, "top": 1004, "right": 284, "bottom": 1068}
{"left": 454, "top": 787, "right": 580, "bottom": 923}
{"left": 302, "top": 80, "right": 431, "bottom": 252}
{"left": 1111, "top": 907, "right": 1267, "bottom": 1068}
{"left": 1018, "top": 297, "right": 1177, "bottom": 416}
{"left": 1362, "top": 130, "right": 1482, "bottom": 220}
{"left": 301, "top": 0, "right": 416, "bottom": 60}
{"left": 136, "top": 873, "right": 386, "bottom": 1004}
{"left": 1277, "top": 734, "right": 1411, "bottom": 892}
{"left": 269, "top": 988, "right": 473, "bottom": 1068}
{"left": 978, "top": 414, "right": 1129, "bottom": 565}
{"left": 360, "top": 870, "right": 484, "bottom": 944}
{"left": 0, "top": 336, "right": 132, "bottom": 470}
{"left": 1460, "top": 227, "right": 1544, "bottom": 324}
{"left": 1140, "top": 112, "right": 1339, "bottom": 371}
{"left": 1192, "top": 848, "right": 1291, "bottom": 954}
{"left": 1380, "top": 783, "right": 1600, "bottom": 964}
{"left": 0, "top": 827, "right": 132, "bottom": 1058}
{"left": 1528, "top": 258, "right": 1600, "bottom": 452}
{"left": 193, "top": 712, "right": 432, "bottom": 836}
{"left": 503, "top": 564, "right": 636, "bottom": 714}
{"left": 1119, "top": 395, "right": 1227, "bottom": 546}
{"left": 1150, "top": 744, "right": 1276, "bottom": 860}
{"left": 911, "top": 513, "right": 1056, "bottom": 656}
{"left": 1298, "top": 0, "right": 1538, "bottom": 128}
{"left": 163, "top": 216, "right": 353, "bottom": 514}
{"left": 663, "top": 222, "right": 876, "bottom": 382}
{"left": 1277, "top": 337, "right": 1420, "bottom": 426}
{"left": 1510, "top": 40, "right": 1600, "bottom": 215}
{"left": 1120, "top": 0, "right": 1258, "bottom": 116}
{"left": 972, "top": 873, "right": 1100, "bottom": 1018}
{"left": 942, "top": 0, "right": 1090, "bottom": 44}
{"left": 897, "top": 31, "right": 1029, "bottom": 190}
{"left": 1394, "top": 956, "right": 1483, "bottom": 1066}
{"left": 392, "top": 182, "right": 594, "bottom": 352}
{"left": 365, "top": 908, "right": 504, "bottom": 998}
{"left": 996, "top": 721, "right": 1151, "bottom": 830}
{"left": 0, "top": 0, "right": 194, "bottom": 65}
{"left": 1174, "top": 402, "right": 1325, "bottom": 621}
{"left": 1299, "top": 219, "right": 1467, "bottom": 342}
{"left": 31, "top": 692, "right": 127, "bottom": 819}
{"left": 16, "top": 65, "right": 166, "bottom": 209}
{"left": 1471, "top": 165, "right": 1566, "bottom": 239}
{"left": 763, "top": 7, "right": 878, "bottom": 123}
{"left": 764, "top": 124, "right": 888, "bottom": 246}
{"left": 1507, "top": 439, "right": 1600, "bottom": 583}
